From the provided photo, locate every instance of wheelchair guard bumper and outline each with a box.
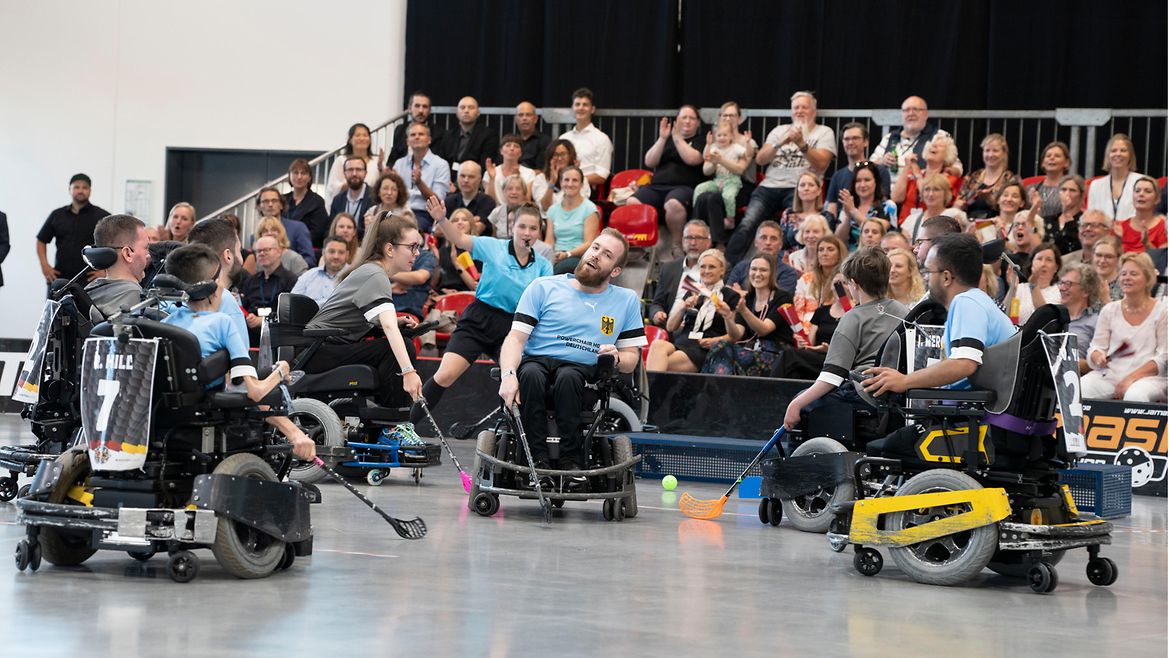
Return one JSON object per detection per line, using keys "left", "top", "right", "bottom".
{"left": 191, "top": 473, "right": 314, "bottom": 543}
{"left": 997, "top": 520, "right": 1112, "bottom": 551}
{"left": 760, "top": 452, "right": 863, "bottom": 500}
{"left": 17, "top": 499, "right": 219, "bottom": 548}
{"left": 847, "top": 488, "right": 1013, "bottom": 548}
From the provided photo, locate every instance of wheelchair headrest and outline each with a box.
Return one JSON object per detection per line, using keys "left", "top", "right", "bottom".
{"left": 1019, "top": 303, "right": 1070, "bottom": 343}
{"left": 151, "top": 273, "right": 218, "bottom": 301}
{"left": 981, "top": 239, "right": 1006, "bottom": 264}
{"left": 905, "top": 298, "right": 948, "bottom": 326}
{"left": 82, "top": 246, "right": 120, "bottom": 271}
{"left": 277, "top": 293, "right": 320, "bottom": 325}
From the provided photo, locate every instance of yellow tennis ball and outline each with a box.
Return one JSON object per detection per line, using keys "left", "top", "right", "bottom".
{"left": 662, "top": 475, "right": 678, "bottom": 491}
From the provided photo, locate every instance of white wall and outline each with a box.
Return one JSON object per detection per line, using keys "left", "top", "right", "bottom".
{"left": 0, "top": 0, "right": 407, "bottom": 339}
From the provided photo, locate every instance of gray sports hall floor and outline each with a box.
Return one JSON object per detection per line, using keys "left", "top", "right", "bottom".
{"left": 0, "top": 416, "right": 1165, "bottom": 657}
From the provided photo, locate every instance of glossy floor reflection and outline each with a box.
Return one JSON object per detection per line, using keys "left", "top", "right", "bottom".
{"left": 0, "top": 418, "right": 1165, "bottom": 657}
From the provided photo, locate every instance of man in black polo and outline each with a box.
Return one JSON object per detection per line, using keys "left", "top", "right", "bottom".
{"left": 514, "top": 101, "right": 551, "bottom": 169}
{"left": 386, "top": 91, "right": 448, "bottom": 165}
{"left": 36, "top": 173, "right": 110, "bottom": 286}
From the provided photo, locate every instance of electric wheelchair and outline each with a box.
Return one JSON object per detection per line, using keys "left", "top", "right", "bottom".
{"left": 268, "top": 293, "right": 441, "bottom": 485}
{"left": 818, "top": 304, "right": 1116, "bottom": 593}
{"left": 758, "top": 299, "right": 949, "bottom": 532}
{"left": 13, "top": 278, "right": 315, "bottom": 583}
{"left": 467, "top": 354, "right": 642, "bottom": 522}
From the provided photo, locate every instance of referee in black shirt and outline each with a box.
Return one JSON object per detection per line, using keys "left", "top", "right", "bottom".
{"left": 36, "top": 173, "right": 110, "bottom": 286}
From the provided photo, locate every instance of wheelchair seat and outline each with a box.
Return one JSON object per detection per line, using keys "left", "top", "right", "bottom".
{"left": 292, "top": 364, "right": 380, "bottom": 395}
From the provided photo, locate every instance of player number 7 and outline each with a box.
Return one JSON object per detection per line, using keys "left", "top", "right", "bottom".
{"left": 95, "top": 379, "right": 120, "bottom": 433}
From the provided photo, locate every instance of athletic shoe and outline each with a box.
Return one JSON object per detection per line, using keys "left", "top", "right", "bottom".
{"left": 528, "top": 460, "right": 554, "bottom": 491}
{"left": 563, "top": 461, "right": 588, "bottom": 491}
{"left": 390, "top": 423, "right": 425, "bottom": 446}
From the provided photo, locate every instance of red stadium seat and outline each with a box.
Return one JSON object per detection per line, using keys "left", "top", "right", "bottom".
{"left": 1157, "top": 176, "right": 1167, "bottom": 189}
{"left": 1020, "top": 175, "right": 1045, "bottom": 188}
{"left": 431, "top": 291, "right": 476, "bottom": 346}
{"left": 397, "top": 311, "right": 423, "bottom": 354}
{"left": 642, "top": 324, "right": 670, "bottom": 364}
{"left": 609, "top": 204, "right": 659, "bottom": 248}
{"left": 610, "top": 169, "right": 653, "bottom": 191}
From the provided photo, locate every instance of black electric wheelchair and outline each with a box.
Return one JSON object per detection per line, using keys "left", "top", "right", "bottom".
{"left": 13, "top": 277, "right": 315, "bottom": 583}
{"left": 267, "top": 293, "right": 441, "bottom": 486}
{"left": 815, "top": 304, "right": 1116, "bottom": 593}
{"left": 757, "top": 299, "right": 949, "bottom": 532}
{"left": 467, "top": 354, "right": 641, "bottom": 522}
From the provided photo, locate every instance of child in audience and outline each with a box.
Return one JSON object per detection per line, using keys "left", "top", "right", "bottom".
{"left": 692, "top": 120, "right": 748, "bottom": 225}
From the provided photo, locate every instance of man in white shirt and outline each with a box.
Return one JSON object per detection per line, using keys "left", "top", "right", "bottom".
{"left": 558, "top": 87, "right": 612, "bottom": 191}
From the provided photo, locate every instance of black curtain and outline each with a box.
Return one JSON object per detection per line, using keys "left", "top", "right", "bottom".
{"left": 407, "top": 0, "right": 1165, "bottom": 110}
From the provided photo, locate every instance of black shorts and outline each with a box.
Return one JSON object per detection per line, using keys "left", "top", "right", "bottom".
{"left": 445, "top": 300, "right": 512, "bottom": 363}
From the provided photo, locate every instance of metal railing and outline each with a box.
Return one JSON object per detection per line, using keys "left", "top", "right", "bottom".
{"left": 205, "top": 106, "right": 1166, "bottom": 239}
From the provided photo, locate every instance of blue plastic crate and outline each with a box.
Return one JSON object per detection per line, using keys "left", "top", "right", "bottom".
{"left": 627, "top": 433, "right": 773, "bottom": 484}
{"left": 1058, "top": 464, "right": 1132, "bottom": 519}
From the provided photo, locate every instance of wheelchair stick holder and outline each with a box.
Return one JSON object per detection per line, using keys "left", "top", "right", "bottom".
{"left": 417, "top": 399, "right": 473, "bottom": 493}
{"left": 311, "top": 457, "right": 427, "bottom": 540}
{"left": 509, "top": 403, "right": 553, "bottom": 525}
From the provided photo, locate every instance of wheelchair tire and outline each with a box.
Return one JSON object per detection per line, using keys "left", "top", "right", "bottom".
{"left": 987, "top": 550, "right": 1066, "bottom": 579}
{"left": 287, "top": 398, "right": 344, "bottom": 485}
{"left": 209, "top": 454, "right": 286, "bottom": 579}
{"left": 887, "top": 469, "right": 998, "bottom": 587}
{"left": 467, "top": 430, "right": 497, "bottom": 512}
{"left": 39, "top": 448, "right": 97, "bottom": 567}
{"left": 780, "top": 437, "right": 853, "bottom": 534}
{"left": 612, "top": 435, "right": 637, "bottom": 518}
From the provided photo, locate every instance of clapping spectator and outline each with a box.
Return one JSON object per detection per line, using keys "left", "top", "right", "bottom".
{"left": 955, "top": 133, "right": 1016, "bottom": 219}
{"left": 485, "top": 134, "right": 536, "bottom": 203}
{"left": 693, "top": 101, "right": 758, "bottom": 242}
{"left": 284, "top": 159, "right": 330, "bottom": 248}
{"left": 691, "top": 120, "right": 748, "bottom": 246}
{"left": 165, "top": 202, "right": 196, "bottom": 243}
{"left": 532, "top": 139, "right": 591, "bottom": 213}
{"left": 646, "top": 249, "right": 731, "bottom": 372}
{"left": 1087, "top": 133, "right": 1144, "bottom": 221}
{"left": 392, "top": 122, "right": 451, "bottom": 233}
{"left": 892, "top": 134, "right": 962, "bottom": 229}
{"left": 544, "top": 166, "right": 600, "bottom": 275}
{"left": 1082, "top": 252, "right": 1166, "bottom": 401}
{"left": 327, "top": 123, "right": 383, "bottom": 201}
{"left": 779, "top": 171, "right": 834, "bottom": 256}
{"left": 1114, "top": 176, "right": 1167, "bottom": 253}
{"left": 1093, "top": 235, "right": 1125, "bottom": 301}
{"left": 386, "top": 92, "right": 447, "bottom": 165}
{"left": 37, "top": 173, "right": 110, "bottom": 284}
{"left": 1043, "top": 174, "right": 1085, "bottom": 256}
{"left": 1027, "top": 141, "right": 1073, "bottom": 218}
{"left": 725, "top": 221, "right": 800, "bottom": 293}
{"left": 886, "top": 248, "right": 924, "bottom": 306}
{"left": 835, "top": 160, "right": 897, "bottom": 247}
{"left": 363, "top": 171, "right": 413, "bottom": 231}
{"left": 701, "top": 253, "right": 795, "bottom": 376}
{"left": 628, "top": 105, "right": 706, "bottom": 256}
{"left": 328, "top": 213, "right": 360, "bottom": 264}
{"left": 826, "top": 122, "right": 891, "bottom": 217}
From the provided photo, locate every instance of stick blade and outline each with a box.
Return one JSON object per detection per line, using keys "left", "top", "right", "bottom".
{"left": 391, "top": 516, "right": 428, "bottom": 540}
{"left": 678, "top": 492, "right": 728, "bottom": 520}
{"left": 460, "top": 471, "right": 473, "bottom": 493}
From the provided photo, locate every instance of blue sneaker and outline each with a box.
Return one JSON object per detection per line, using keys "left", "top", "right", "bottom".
{"left": 388, "top": 423, "right": 425, "bottom": 447}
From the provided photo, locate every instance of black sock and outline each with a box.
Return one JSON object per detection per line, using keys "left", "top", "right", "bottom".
{"left": 409, "top": 379, "right": 448, "bottom": 426}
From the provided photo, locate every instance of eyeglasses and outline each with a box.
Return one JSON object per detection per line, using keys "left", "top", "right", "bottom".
{"left": 1081, "top": 222, "right": 1107, "bottom": 230}
{"left": 920, "top": 269, "right": 947, "bottom": 278}
{"left": 682, "top": 235, "right": 710, "bottom": 241}
{"left": 1057, "top": 279, "right": 1080, "bottom": 288}
{"left": 902, "top": 106, "right": 927, "bottom": 113}
{"left": 255, "top": 247, "right": 278, "bottom": 255}
{"left": 343, "top": 167, "right": 366, "bottom": 173}
{"left": 394, "top": 242, "right": 423, "bottom": 254}
{"left": 913, "top": 238, "right": 931, "bottom": 247}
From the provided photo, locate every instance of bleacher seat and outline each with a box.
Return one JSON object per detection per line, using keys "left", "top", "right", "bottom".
{"left": 609, "top": 205, "right": 659, "bottom": 248}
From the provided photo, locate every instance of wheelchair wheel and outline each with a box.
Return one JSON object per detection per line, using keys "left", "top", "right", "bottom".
{"left": 887, "top": 469, "right": 998, "bottom": 587}
{"left": 612, "top": 435, "right": 638, "bottom": 518}
{"left": 466, "top": 430, "right": 497, "bottom": 512}
{"left": 780, "top": 437, "right": 853, "bottom": 534}
{"left": 287, "top": 398, "right": 344, "bottom": 484}
{"left": 209, "top": 454, "right": 286, "bottom": 579}
{"left": 0, "top": 477, "right": 16, "bottom": 502}
{"left": 39, "top": 449, "right": 97, "bottom": 567}
{"left": 1027, "top": 562, "right": 1059, "bottom": 593}
{"left": 1086, "top": 557, "right": 1118, "bottom": 586}
{"left": 987, "top": 550, "right": 1066, "bottom": 579}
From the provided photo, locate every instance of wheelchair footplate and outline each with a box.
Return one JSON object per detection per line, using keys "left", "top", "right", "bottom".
{"left": 474, "top": 450, "right": 641, "bottom": 502}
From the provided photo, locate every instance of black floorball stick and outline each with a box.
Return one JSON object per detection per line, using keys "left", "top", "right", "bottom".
{"left": 312, "top": 457, "right": 427, "bottom": 539}
{"left": 449, "top": 408, "right": 500, "bottom": 440}
{"left": 417, "top": 399, "right": 473, "bottom": 492}
{"left": 509, "top": 404, "right": 553, "bottom": 524}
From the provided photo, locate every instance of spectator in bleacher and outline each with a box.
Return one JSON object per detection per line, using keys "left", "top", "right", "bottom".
{"left": 1159, "top": 179, "right": 1168, "bottom": 216}
{"left": 1007, "top": 242, "right": 1061, "bottom": 325}
{"left": 881, "top": 230, "right": 911, "bottom": 254}
{"left": 37, "top": 173, "right": 110, "bottom": 285}
{"left": 363, "top": 171, "right": 414, "bottom": 231}
{"left": 291, "top": 235, "right": 350, "bottom": 307}
{"left": 784, "top": 247, "right": 908, "bottom": 429}
{"left": 788, "top": 212, "right": 831, "bottom": 274}
{"left": 647, "top": 249, "right": 731, "bottom": 373}
{"left": 835, "top": 160, "right": 897, "bottom": 247}
{"left": 859, "top": 218, "right": 885, "bottom": 249}
{"left": 387, "top": 91, "right": 447, "bottom": 166}
{"left": 1093, "top": 234, "right": 1125, "bottom": 301}
{"left": 1063, "top": 208, "right": 1110, "bottom": 266}
{"left": 393, "top": 122, "right": 451, "bottom": 233}
{"left": 165, "top": 202, "right": 196, "bottom": 243}
{"left": 979, "top": 264, "right": 1000, "bottom": 302}
{"left": 1026, "top": 141, "right": 1072, "bottom": 219}
{"left": 900, "top": 172, "right": 967, "bottom": 244}
{"left": 257, "top": 186, "right": 315, "bottom": 267}
{"left": 445, "top": 160, "right": 496, "bottom": 235}
{"left": 1040, "top": 174, "right": 1085, "bottom": 256}
{"left": 891, "top": 134, "right": 962, "bottom": 229}
{"left": 650, "top": 220, "right": 711, "bottom": 326}
{"left": 691, "top": 120, "right": 748, "bottom": 242}
{"left": 702, "top": 253, "right": 794, "bottom": 376}
{"left": 826, "top": 122, "right": 891, "bottom": 217}
{"left": 532, "top": 139, "right": 591, "bottom": 214}
{"left": 241, "top": 235, "right": 298, "bottom": 342}
{"left": 432, "top": 208, "right": 478, "bottom": 294}
{"left": 328, "top": 213, "right": 360, "bottom": 264}
{"left": 886, "top": 247, "right": 923, "bottom": 306}
{"left": 487, "top": 175, "right": 533, "bottom": 240}
{"left": 793, "top": 234, "right": 847, "bottom": 338}
{"left": 438, "top": 96, "right": 498, "bottom": 173}
{"left": 692, "top": 102, "right": 759, "bottom": 244}
{"left": 514, "top": 101, "right": 551, "bottom": 169}
{"left": 872, "top": 96, "right": 962, "bottom": 181}
{"left": 1058, "top": 262, "right": 1102, "bottom": 374}
{"left": 955, "top": 133, "right": 1016, "bottom": 219}
{"left": 1115, "top": 175, "right": 1167, "bottom": 253}
{"left": 726, "top": 220, "right": 799, "bottom": 293}
{"left": 485, "top": 134, "right": 537, "bottom": 203}
{"left": 329, "top": 156, "right": 376, "bottom": 232}
{"left": 1082, "top": 252, "right": 1166, "bottom": 402}
{"left": 779, "top": 171, "right": 833, "bottom": 253}
{"left": 389, "top": 221, "right": 437, "bottom": 321}
{"left": 145, "top": 225, "right": 165, "bottom": 243}
{"left": 243, "top": 217, "right": 308, "bottom": 276}
{"left": 726, "top": 91, "right": 836, "bottom": 264}
{"left": 913, "top": 214, "right": 964, "bottom": 267}
{"left": 558, "top": 88, "right": 612, "bottom": 191}
{"left": 627, "top": 105, "right": 706, "bottom": 256}
{"left": 545, "top": 166, "right": 600, "bottom": 275}
{"left": 1001, "top": 183, "right": 1043, "bottom": 263}
{"left": 327, "top": 123, "right": 382, "bottom": 201}
{"left": 85, "top": 214, "right": 150, "bottom": 319}
{"left": 1087, "top": 133, "right": 1144, "bottom": 222}
{"left": 285, "top": 158, "right": 330, "bottom": 248}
